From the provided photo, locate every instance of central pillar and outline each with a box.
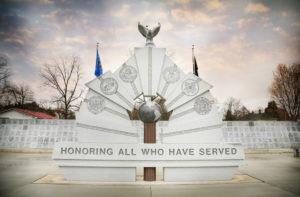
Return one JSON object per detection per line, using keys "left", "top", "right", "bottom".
{"left": 144, "top": 123, "right": 156, "bottom": 181}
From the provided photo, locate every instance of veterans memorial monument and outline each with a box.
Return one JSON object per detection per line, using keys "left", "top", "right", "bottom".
{"left": 52, "top": 22, "right": 245, "bottom": 182}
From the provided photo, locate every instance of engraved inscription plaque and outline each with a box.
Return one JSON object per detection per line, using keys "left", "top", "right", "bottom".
{"left": 182, "top": 79, "right": 199, "bottom": 96}
{"left": 100, "top": 77, "right": 118, "bottom": 95}
{"left": 87, "top": 96, "right": 105, "bottom": 114}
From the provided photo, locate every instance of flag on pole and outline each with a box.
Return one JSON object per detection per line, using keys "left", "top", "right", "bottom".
{"left": 94, "top": 43, "right": 103, "bottom": 77}
{"left": 192, "top": 45, "right": 198, "bottom": 77}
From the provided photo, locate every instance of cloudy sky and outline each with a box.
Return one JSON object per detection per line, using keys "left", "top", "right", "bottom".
{"left": 0, "top": 0, "right": 299, "bottom": 110}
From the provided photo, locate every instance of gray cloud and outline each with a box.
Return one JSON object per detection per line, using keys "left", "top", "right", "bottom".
{"left": 0, "top": 0, "right": 299, "bottom": 109}
{"left": 0, "top": 6, "right": 27, "bottom": 51}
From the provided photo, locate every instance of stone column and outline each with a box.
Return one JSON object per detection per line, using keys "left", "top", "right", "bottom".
{"left": 144, "top": 123, "right": 156, "bottom": 181}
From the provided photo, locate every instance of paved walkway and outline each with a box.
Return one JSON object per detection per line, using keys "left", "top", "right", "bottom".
{"left": 0, "top": 152, "right": 299, "bottom": 197}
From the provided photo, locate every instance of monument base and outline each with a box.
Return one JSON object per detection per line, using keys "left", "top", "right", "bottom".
{"left": 164, "top": 166, "right": 237, "bottom": 182}
{"left": 60, "top": 167, "right": 136, "bottom": 182}
{"left": 53, "top": 142, "right": 244, "bottom": 182}
{"left": 57, "top": 164, "right": 240, "bottom": 182}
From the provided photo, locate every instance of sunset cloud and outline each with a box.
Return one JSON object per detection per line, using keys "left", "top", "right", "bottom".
{"left": 111, "top": 4, "right": 130, "bottom": 18}
{"left": 0, "top": 0, "right": 299, "bottom": 110}
{"left": 171, "top": 9, "right": 216, "bottom": 24}
{"left": 272, "top": 26, "right": 288, "bottom": 37}
{"left": 292, "top": 21, "right": 300, "bottom": 27}
{"left": 204, "top": 0, "right": 225, "bottom": 11}
{"left": 245, "top": 3, "right": 270, "bottom": 14}
{"left": 236, "top": 18, "right": 255, "bottom": 29}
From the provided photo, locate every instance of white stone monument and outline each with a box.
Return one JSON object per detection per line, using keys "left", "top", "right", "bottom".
{"left": 53, "top": 22, "right": 244, "bottom": 182}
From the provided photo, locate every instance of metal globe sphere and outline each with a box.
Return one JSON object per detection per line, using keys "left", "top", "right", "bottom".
{"left": 138, "top": 101, "right": 162, "bottom": 123}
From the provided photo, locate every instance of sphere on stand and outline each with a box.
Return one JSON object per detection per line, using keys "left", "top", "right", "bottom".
{"left": 138, "top": 101, "right": 162, "bottom": 123}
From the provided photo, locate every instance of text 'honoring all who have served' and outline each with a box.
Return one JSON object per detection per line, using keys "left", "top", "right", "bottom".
{"left": 53, "top": 143, "right": 244, "bottom": 160}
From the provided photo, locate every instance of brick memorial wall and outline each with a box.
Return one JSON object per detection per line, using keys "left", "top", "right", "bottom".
{"left": 0, "top": 119, "right": 299, "bottom": 150}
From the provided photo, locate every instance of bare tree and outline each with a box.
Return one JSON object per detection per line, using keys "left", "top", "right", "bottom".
{"left": 270, "top": 64, "right": 300, "bottom": 121}
{"left": 40, "top": 56, "right": 83, "bottom": 119}
{"left": 8, "top": 83, "right": 34, "bottom": 105}
{"left": 0, "top": 55, "right": 11, "bottom": 107}
{"left": 227, "top": 97, "right": 241, "bottom": 113}
{"left": 237, "top": 106, "right": 250, "bottom": 119}
{"left": 224, "top": 97, "right": 250, "bottom": 120}
{"left": 0, "top": 55, "right": 10, "bottom": 88}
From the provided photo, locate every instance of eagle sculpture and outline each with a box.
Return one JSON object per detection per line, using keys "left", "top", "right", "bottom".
{"left": 138, "top": 22, "right": 161, "bottom": 46}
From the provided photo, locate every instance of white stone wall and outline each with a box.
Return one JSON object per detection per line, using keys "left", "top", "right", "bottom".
{"left": 0, "top": 119, "right": 299, "bottom": 150}
{"left": 222, "top": 121, "right": 300, "bottom": 149}
{"left": 0, "top": 119, "right": 77, "bottom": 149}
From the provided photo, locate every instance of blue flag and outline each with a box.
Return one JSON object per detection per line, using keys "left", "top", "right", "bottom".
{"left": 94, "top": 48, "right": 103, "bottom": 77}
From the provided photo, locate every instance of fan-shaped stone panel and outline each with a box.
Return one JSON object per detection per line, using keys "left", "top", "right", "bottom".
{"left": 135, "top": 47, "right": 166, "bottom": 96}
{"left": 170, "top": 91, "right": 217, "bottom": 117}
{"left": 159, "top": 91, "right": 222, "bottom": 142}
{"left": 160, "top": 128, "right": 222, "bottom": 144}
{"left": 76, "top": 90, "right": 139, "bottom": 135}
{"left": 77, "top": 126, "right": 140, "bottom": 143}
{"left": 162, "top": 110, "right": 222, "bottom": 135}
{"left": 113, "top": 56, "right": 143, "bottom": 98}
{"left": 85, "top": 71, "right": 135, "bottom": 111}
{"left": 156, "top": 55, "right": 185, "bottom": 98}
{"left": 164, "top": 73, "right": 213, "bottom": 111}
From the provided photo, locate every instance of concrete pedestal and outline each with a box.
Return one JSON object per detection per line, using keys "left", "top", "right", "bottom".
{"left": 61, "top": 167, "right": 136, "bottom": 182}
{"left": 164, "top": 166, "right": 237, "bottom": 182}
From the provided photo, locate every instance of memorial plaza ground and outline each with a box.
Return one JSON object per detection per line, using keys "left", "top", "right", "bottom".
{"left": 0, "top": 151, "right": 299, "bottom": 197}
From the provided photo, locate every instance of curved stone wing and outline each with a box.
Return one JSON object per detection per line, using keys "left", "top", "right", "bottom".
{"left": 138, "top": 22, "right": 147, "bottom": 38}
{"left": 151, "top": 23, "right": 161, "bottom": 38}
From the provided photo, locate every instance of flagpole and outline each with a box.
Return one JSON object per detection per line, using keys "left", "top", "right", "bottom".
{"left": 192, "top": 44, "right": 195, "bottom": 57}
{"left": 192, "top": 44, "right": 195, "bottom": 62}
{"left": 192, "top": 44, "right": 199, "bottom": 77}
{"left": 192, "top": 44, "right": 195, "bottom": 74}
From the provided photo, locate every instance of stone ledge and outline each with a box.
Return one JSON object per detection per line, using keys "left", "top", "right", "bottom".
{"left": 0, "top": 148, "right": 294, "bottom": 154}
{"left": 34, "top": 174, "right": 260, "bottom": 185}
{"left": 0, "top": 148, "right": 52, "bottom": 153}
{"left": 244, "top": 148, "right": 293, "bottom": 154}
